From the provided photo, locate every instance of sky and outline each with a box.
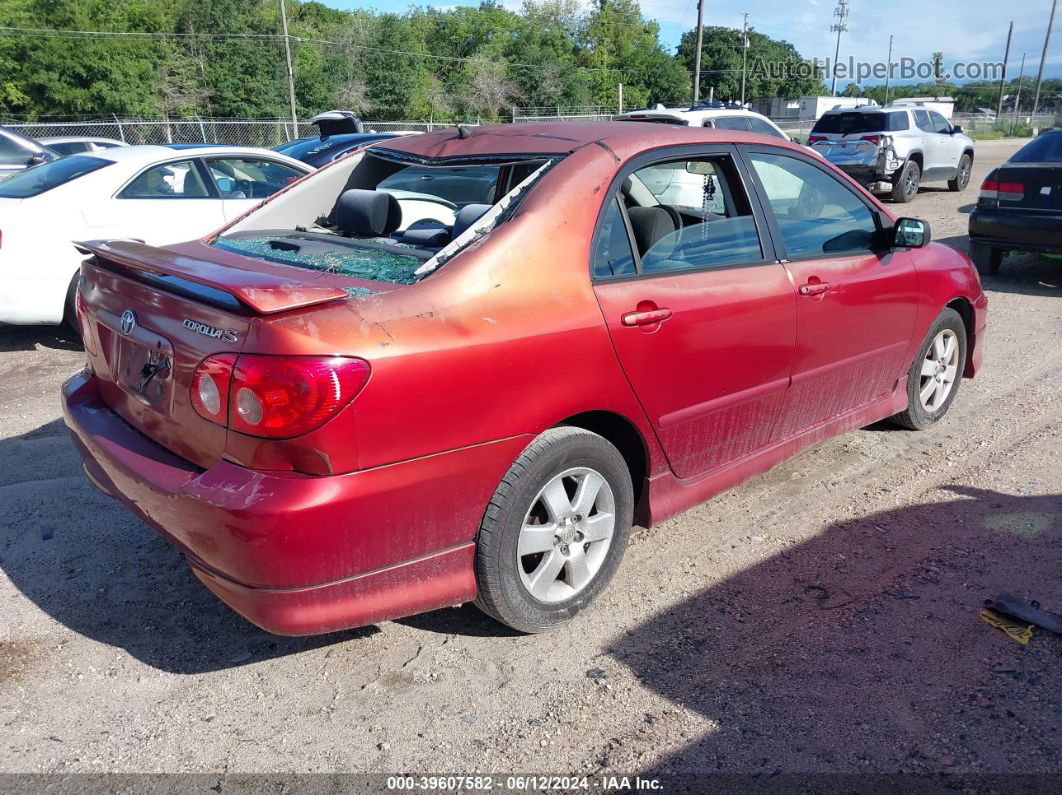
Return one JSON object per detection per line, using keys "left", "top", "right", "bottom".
{"left": 325, "top": 0, "right": 1061, "bottom": 84}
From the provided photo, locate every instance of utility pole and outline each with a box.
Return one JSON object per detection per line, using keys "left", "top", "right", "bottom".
{"left": 1032, "top": 0, "right": 1058, "bottom": 121}
{"left": 1013, "top": 52, "right": 1026, "bottom": 136}
{"left": 830, "top": 0, "right": 850, "bottom": 96}
{"left": 692, "top": 0, "right": 705, "bottom": 104}
{"left": 279, "top": 0, "right": 298, "bottom": 135}
{"left": 617, "top": 83, "right": 624, "bottom": 114}
{"left": 884, "top": 34, "right": 893, "bottom": 105}
{"left": 740, "top": 12, "right": 750, "bottom": 106}
{"left": 996, "top": 21, "right": 1013, "bottom": 121}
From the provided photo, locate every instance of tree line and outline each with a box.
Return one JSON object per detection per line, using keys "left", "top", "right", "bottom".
{"left": 0, "top": 0, "right": 826, "bottom": 122}
{"left": 1, "top": 0, "right": 1052, "bottom": 123}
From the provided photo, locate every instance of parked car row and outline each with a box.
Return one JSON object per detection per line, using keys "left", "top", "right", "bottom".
{"left": 60, "top": 120, "right": 988, "bottom": 636}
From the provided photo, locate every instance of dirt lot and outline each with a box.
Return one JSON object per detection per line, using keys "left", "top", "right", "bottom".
{"left": 1, "top": 139, "right": 1059, "bottom": 778}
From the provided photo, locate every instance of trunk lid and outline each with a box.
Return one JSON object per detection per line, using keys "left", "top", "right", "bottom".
{"left": 994, "top": 163, "right": 1062, "bottom": 212}
{"left": 77, "top": 239, "right": 354, "bottom": 469}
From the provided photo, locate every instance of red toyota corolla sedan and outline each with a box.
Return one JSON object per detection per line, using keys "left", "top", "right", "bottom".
{"left": 63, "top": 122, "right": 988, "bottom": 635}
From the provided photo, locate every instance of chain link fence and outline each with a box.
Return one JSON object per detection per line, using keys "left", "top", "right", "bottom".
{"left": 2, "top": 118, "right": 446, "bottom": 148}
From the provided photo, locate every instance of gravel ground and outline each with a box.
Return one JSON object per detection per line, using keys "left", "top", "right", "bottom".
{"left": 1, "top": 139, "right": 1059, "bottom": 778}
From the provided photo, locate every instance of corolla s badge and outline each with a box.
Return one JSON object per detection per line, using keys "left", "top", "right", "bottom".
{"left": 183, "top": 318, "right": 238, "bottom": 343}
{"left": 120, "top": 309, "right": 137, "bottom": 335}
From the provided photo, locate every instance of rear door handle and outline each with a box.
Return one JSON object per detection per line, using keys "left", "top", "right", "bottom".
{"left": 799, "top": 282, "right": 830, "bottom": 296}
{"left": 621, "top": 308, "right": 672, "bottom": 326}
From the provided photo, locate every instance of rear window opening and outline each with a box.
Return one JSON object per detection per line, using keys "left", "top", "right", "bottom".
{"left": 211, "top": 152, "right": 553, "bottom": 285}
{"left": 811, "top": 111, "right": 909, "bottom": 135}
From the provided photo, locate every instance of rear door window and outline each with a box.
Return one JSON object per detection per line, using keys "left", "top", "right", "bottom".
{"left": 712, "top": 116, "right": 753, "bottom": 132}
{"left": 913, "top": 109, "right": 934, "bottom": 133}
{"left": 120, "top": 160, "right": 210, "bottom": 198}
{"left": 748, "top": 118, "right": 787, "bottom": 139}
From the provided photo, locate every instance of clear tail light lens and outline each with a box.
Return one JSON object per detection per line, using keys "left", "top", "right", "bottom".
{"left": 191, "top": 354, "right": 370, "bottom": 439}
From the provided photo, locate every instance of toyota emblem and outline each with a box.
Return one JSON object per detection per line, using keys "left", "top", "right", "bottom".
{"left": 120, "top": 309, "right": 137, "bottom": 336}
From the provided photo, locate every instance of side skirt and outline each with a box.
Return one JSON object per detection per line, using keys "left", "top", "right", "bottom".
{"left": 643, "top": 380, "right": 909, "bottom": 526}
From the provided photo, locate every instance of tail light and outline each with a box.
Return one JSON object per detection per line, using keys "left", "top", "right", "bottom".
{"left": 978, "top": 177, "right": 1024, "bottom": 207}
{"left": 191, "top": 354, "right": 371, "bottom": 439}
{"left": 808, "top": 135, "right": 827, "bottom": 144}
{"left": 860, "top": 135, "right": 881, "bottom": 145}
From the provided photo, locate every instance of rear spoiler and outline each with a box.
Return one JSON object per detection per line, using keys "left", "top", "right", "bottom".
{"left": 75, "top": 239, "right": 349, "bottom": 315}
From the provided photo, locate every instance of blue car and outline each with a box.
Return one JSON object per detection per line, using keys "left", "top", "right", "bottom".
{"left": 274, "top": 111, "right": 403, "bottom": 169}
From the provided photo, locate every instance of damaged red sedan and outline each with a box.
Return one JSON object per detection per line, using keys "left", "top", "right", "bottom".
{"left": 63, "top": 122, "right": 988, "bottom": 635}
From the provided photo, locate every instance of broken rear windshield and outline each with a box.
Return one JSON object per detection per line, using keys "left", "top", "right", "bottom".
{"left": 214, "top": 232, "right": 427, "bottom": 285}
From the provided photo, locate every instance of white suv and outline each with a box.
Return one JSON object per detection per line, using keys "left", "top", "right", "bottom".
{"left": 808, "top": 103, "right": 975, "bottom": 202}
{"left": 614, "top": 102, "right": 794, "bottom": 142}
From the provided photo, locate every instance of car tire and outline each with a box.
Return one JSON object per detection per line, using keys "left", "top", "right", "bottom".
{"left": 969, "top": 241, "right": 1003, "bottom": 275}
{"left": 889, "top": 307, "right": 967, "bottom": 431}
{"left": 890, "top": 159, "right": 921, "bottom": 203}
{"left": 473, "top": 426, "right": 634, "bottom": 633}
{"left": 62, "top": 274, "right": 81, "bottom": 336}
{"left": 948, "top": 154, "right": 972, "bottom": 191}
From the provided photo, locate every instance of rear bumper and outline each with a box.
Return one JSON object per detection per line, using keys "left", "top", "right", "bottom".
{"left": 969, "top": 208, "right": 1062, "bottom": 252}
{"left": 62, "top": 370, "right": 528, "bottom": 635}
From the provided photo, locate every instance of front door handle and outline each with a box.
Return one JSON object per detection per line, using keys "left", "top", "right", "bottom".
{"left": 799, "top": 282, "right": 830, "bottom": 296}
{"left": 622, "top": 307, "right": 673, "bottom": 326}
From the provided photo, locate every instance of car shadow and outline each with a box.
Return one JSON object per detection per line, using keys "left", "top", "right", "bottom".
{"left": 0, "top": 419, "right": 384, "bottom": 673}
{"left": 608, "top": 486, "right": 1062, "bottom": 775}
{"left": 0, "top": 324, "right": 82, "bottom": 353}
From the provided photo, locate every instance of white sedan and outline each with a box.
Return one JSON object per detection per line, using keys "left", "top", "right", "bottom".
{"left": 0, "top": 144, "right": 311, "bottom": 325}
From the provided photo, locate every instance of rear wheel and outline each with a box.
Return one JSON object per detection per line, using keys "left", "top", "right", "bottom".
{"left": 62, "top": 274, "right": 81, "bottom": 336}
{"left": 473, "top": 427, "right": 633, "bottom": 633}
{"left": 970, "top": 241, "right": 1003, "bottom": 276}
{"left": 948, "top": 154, "right": 972, "bottom": 191}
{"left": 891, "top": 159, "right": 921, "bottom": 203}
{"left": 889, "top": 307, "right": 966, "bottom": 430}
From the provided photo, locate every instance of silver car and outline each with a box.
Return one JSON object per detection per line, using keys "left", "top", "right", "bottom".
{"left": 808, "top": 104, "right": 975, "bottom": 202}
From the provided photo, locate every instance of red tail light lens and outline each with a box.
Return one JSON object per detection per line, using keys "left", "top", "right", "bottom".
{"left": 808, "top": 135, "right": 827, "bottom": 144}
{"left": 978, "top": 177, "right": 1024, "bottom": 206}
{"left": 191, "top": 354, "right": 370, "bottom": 438}
{"left": 860, "top": 135, "right": 881, "bottom": 145}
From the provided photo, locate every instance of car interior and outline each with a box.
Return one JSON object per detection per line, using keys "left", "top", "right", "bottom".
{"left": 213, "top": 155, "right": 551, "bottom": 284}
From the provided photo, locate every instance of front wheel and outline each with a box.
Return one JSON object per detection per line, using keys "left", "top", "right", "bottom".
{"left": 473, "top": 427, "right": 634, "bottom": 633}
{"left": 889, "top": 307, "right": 967, "bottom": 430}
{"left": 891, "top": 159, "right": 921, "bottom": 203}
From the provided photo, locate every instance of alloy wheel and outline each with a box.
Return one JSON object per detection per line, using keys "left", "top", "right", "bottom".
{"left": 517, "top": 467, "right": 615, "bottom": 603}
{"left": 918, "top": 329, "right": 960, "bottom": 412}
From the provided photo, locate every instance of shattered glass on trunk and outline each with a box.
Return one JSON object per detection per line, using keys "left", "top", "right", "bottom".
{"left": 214, "top": 236, "right": 423, "bottom": 285}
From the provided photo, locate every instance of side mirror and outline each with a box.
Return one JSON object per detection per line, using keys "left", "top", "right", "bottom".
{"left": 894, "top": 217, "right": 931, "bottom": 248}
{"left": 27, "top": 153, "right": 48, "bottom": 166}
{"left": 951, "top": 125, "right": 963, "bottom": 135}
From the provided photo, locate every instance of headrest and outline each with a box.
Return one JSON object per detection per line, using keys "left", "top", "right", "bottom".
{"left": 336, "top": 189, "right": 402, "bottom": 237}
{"left": 399, "top": 220, "right": 451, "bottom": 248}
{"left": 627, "top": 206, "right": 678, "bottom": 260}
{"left": 452, "top": 203, "right": 492, "bottom": 239}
